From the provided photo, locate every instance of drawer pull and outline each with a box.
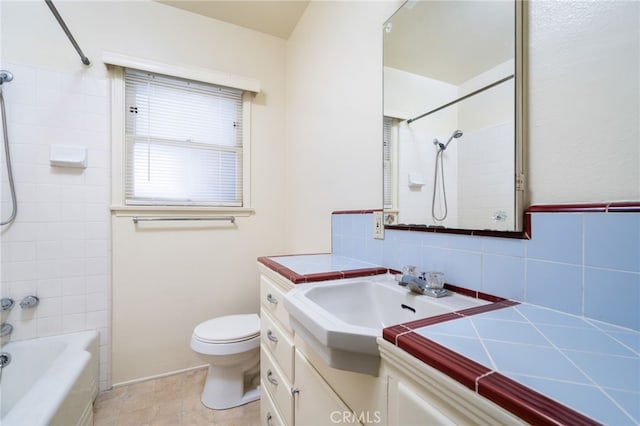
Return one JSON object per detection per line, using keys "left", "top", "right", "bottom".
{"left": 266, "top": 412, "right": 274, "bottom": 426}
{"left": 266, "top": 369, "right": 279, "bottom": 386}
{"left": 267, "top": 329, "right": 279, "bottom": 343}
{"left": 266, "top": 293, "right": 278, "bottom": 305}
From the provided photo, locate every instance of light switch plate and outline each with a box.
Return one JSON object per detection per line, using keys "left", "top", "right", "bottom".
{"left": 373, "top": 211, "right": 384, "bottom": 239}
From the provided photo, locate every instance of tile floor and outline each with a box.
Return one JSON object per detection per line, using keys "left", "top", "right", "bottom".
{"left": 93, "top": 368, "right": 260, "bottom": 426}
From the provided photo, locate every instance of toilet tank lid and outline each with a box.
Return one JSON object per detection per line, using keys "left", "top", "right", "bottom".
{"left": 193, "top": 314, "right": 260, "bottom": 343}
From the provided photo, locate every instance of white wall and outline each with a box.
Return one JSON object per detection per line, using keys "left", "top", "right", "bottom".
{"left": 1, "top": 0, "right": 287, "bottom": 386}
{"left": 284, "top": 1, "right": 403, "bottom": 253}
{"left": 527, "top": 0, "right": 639, "bottom": 204}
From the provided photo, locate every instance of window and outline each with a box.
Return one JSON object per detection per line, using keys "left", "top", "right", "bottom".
{"left": 383, "top": 116, "right": 397, "bottom": 210}
{"left": 124, "top": 68, "right": 245, "bottom": 207}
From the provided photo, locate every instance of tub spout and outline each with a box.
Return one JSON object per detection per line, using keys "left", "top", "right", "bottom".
{"left": 0, "top": 352, "right": 11, "bottom": 368}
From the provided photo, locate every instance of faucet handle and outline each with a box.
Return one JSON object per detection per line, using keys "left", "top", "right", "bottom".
{"left": 402, "top": 265, "right": 417, "bottom": 276}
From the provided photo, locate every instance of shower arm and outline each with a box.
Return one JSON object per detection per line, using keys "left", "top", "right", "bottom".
{"left": 407, "top": 74, "right": 514, "bottom": 125}
{"left": 44, "top": 0, "right": 90, "bottom": 66}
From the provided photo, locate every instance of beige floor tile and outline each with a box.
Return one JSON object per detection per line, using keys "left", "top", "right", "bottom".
{"left": 94, "top": 368, "right": 259, "bottom": 426}
{"left": 117, "top": 406, "right": 156, "bottom": 426}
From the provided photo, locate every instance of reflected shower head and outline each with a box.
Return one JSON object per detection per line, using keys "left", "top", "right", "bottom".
{"left": 443, "top": 129, "right": 463, "bottom": 149}
{"left": 433, "top": 130, "right": 464, "bottom": 152}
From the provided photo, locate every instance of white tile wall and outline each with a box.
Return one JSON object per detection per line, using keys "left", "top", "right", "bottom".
{"left": 0, "top": 62, "right": 111, "bottom": 390}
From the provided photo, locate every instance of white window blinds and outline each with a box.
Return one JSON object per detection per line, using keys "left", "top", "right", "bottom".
{"left": 125, "top": 68, "right": 244, "bottom": 207}
{"left": 383, "top": 116, "right": 394, "bottom": 209}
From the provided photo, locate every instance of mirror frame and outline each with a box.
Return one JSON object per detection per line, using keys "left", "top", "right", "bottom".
{"left": 383, "top": 0, "right": 528, "bottom": 239}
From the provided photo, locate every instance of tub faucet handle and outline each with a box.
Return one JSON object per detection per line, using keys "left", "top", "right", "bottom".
{"left": 0, "top": 323, "right": 13, "bottom": 337}
{"left": 0, "top": 298, "right": 14, "bottom": 311}
{"left": 19, "top": 295, "right": 39, "bottom": 309}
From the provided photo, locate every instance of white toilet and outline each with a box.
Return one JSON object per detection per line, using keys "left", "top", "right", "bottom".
{"left": 190, "top": 314, "right": 261, "bottom": 409}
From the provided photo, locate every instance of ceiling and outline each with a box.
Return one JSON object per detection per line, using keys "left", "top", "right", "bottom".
{"left": 155, "top": 0, "right": 310, "bottom": 39}
{"left": 384, "top": 1, "right": 514, "bottom": 85}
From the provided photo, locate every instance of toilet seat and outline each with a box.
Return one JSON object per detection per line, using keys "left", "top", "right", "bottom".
{"left": 192, "top": 314, "right": 260, "bottom": 344}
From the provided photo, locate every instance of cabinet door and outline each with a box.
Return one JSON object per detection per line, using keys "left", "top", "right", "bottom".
{"left": 388, "top": 376, "right": 455, "bottom": 426}
{"left": 294, "top": 350, "right": 362, "bottom": 426}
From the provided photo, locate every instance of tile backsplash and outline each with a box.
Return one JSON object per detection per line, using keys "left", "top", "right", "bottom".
{"left": 332, "top": 209, "right": 639, "bottom": 331}
{"left": 0, "top": 62, "right": 111, "bottom": 389}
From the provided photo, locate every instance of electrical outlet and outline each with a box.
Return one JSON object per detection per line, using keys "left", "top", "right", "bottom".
{"left": 373, "top": 211, "right": 384, "bottom": 240}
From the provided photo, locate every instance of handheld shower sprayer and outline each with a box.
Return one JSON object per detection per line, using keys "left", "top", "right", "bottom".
{"left": 433, "top": 129, "right": 463, "bottom": 152}
{"left": 431, "top": 129, "right": 463, "bottom": 222}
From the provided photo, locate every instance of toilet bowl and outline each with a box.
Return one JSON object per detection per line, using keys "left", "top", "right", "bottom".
{"left": 190, "top": 314, "right": 260, "bottom": 409}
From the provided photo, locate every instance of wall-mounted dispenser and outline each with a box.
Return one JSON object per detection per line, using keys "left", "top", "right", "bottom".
{"left": 50, "top": 145, "right": 88, "bottom": 169}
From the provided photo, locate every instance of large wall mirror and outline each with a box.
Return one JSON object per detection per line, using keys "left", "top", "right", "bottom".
{"left": 383, "top": 0, "right": 526, "bottom": 235}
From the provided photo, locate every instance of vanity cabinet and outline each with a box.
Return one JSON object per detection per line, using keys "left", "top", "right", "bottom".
{"left": 259, "top": 265, "right": 295, "bottom": 425}
{"left": 379, "top": 339, "right": 525, "bottom": 426}
{"left": 258, "top": 264, "right": 365, "bottom": 426}
{"left": 293, "top": 349, "right": 360, "bottom": 426}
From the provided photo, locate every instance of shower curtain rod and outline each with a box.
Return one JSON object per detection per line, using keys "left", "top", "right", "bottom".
{"left": 44, "top": 0, "right": 90, "bottom": 66}
{"left": 406, "top": 74, "right": 514, "bottom": 124}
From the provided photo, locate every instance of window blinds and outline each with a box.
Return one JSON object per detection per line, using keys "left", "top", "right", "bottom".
{"left": 383, "top": 116, "right": 393, "bottom": 209}
{"left": 124, "top": 69, "right": 244, "bottom": 207}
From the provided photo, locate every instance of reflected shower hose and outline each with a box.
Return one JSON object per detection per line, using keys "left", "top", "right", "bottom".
{"left": 0, "top": 82, "right": 17, "bottom": 226}
{"left": 431, "top": 130, "right": 463, "bottom": 222}
{"left": 431, "top": 148, "right": 447, "bottom": 222}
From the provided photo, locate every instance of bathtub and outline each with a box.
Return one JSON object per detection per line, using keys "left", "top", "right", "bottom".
{"left": 1, "top": 330, "right": 99, "bottom": 426}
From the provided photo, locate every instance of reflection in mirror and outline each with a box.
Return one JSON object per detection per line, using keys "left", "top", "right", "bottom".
{"left": 383, "top": 0, "right": 525, "bottom": 233}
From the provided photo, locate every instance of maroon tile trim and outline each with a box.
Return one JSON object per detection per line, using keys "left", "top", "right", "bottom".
{"left": 400, "top": 312, "right": 462, "bottom": 330}
{"left": 341, "top": 267, "right": 389, "bottom": 279}
{"left": 302, "top": 271, "right": 348, "bottom": 283}
{"left": 382, "top": 325, "right": 411, "bottom": 344}
{"left": 444, "top": 284, "right": 510, "bottom": 303}
{"left": 258, "top": 257, "right": 389, "bottom": 284}
{"left": 527, "top": 203, "right": 608, "bottom": 213}
{"left": 456, "top": 300, "right": 520, "bottom": 317}
{"left": 397, "top": 333, "right": 491, "bottom": 391}
{"left": 607, "top": 201, "right": 640, "bottom": 212}
{"left": 332, "top": 209, "right": 382, "bottom": 215}
{"left": 478, "top": 373, "right": 600, "bottom": 426}
{"left": 527, "top": 201, "right": 640, "bottom": 213}
{"left": 385, "top": 224, "right": 531, "bottom": 240}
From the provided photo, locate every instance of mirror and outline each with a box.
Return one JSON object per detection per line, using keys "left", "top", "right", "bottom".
{"left": 383, "top": 0, "right": 526, "bottom": 234}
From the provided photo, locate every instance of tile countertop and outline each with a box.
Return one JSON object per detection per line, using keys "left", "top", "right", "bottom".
{"left": 259, "top": 254, "right": 640, "bottom": 425}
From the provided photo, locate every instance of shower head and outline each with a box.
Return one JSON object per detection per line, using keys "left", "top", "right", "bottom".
{"left": 0, "top": 71, "right": 13, "bottom": 85}
{"left": 443, "top": 129, "right": 463, "bottom": 149}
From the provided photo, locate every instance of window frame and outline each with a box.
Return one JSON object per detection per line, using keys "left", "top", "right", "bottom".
{"left": 107, "top": 55, "right": 257, "bottom": 216}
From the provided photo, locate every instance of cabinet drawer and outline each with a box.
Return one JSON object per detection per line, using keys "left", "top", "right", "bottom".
{"left": 260, "top": 274, "right": 292, "bottom": 333}
{"left": 261, "top": 347, "right": 293, "bottom": 426}
{"left": 261, "top": 310, "right": 294, "bottom": 383}
{"left": 260, "top": 379, "right": 287, "bottom": 426}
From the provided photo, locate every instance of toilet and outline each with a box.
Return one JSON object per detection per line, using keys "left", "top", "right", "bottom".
{"left": 190, "top": 314, "right": 261, "bottom": 409}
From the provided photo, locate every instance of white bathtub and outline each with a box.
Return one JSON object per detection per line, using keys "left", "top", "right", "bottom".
{"left": 1, "top": 330, "right": 99, "bottom": 426}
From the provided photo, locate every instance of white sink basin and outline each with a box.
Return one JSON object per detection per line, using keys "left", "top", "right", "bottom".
{"left": 284, "top": 274, "right": 489, "bottom": 376}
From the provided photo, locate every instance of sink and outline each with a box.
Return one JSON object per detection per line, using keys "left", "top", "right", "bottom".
{"left": 284, "top": 274, "right": 489, "bottom": 376}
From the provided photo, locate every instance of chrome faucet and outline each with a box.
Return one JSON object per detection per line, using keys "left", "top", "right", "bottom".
{"left": 397, "top": 267, "right": 448, "bottom": 298}
{"left": 398, "top": 272, "right": 428, "bottom": 294}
